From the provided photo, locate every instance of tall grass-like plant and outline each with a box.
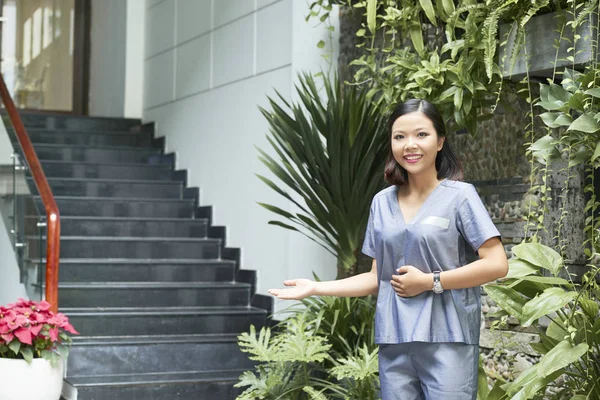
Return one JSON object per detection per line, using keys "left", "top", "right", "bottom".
{"left": 257, "top": 73, "right": 388, "bottom": 277}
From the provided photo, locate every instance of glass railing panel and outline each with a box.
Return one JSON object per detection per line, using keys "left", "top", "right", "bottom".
{"left": 0, "top": 110, "right": 46, "bottom": 301}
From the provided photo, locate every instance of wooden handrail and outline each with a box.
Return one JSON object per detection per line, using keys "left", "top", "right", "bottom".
{"left": 0, "top": 73, "right": 60, "bottom": 313}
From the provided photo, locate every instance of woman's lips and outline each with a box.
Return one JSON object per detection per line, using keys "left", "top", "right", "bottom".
{"left": 403, "top": 155, "right": 423, "bottom": 164}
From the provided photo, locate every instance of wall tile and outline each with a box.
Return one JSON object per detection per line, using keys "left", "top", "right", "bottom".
{"left": 147, "top": 0, "right": 164, "bottom": 8}
{"left": 257, "top": 0, "right": 279, "bottom": 9}
{"left": 256, "top": 0, "right": 291, "bottom": 73}
{"left": 145, "top": 50, "right": 175, "bottom": 108}
{"left": 176, "top": 0, "right": 211, "bottom": 44}
{"left": 213, "top": 0, "right": 254, "bottom": 28}
{"left": 212, "top": 15, "right": 254, "bottom": 87}
{"left": 146, "top": 0, "right": 175, "bottom": 57}
{"left": 176, "top": 35, "right": 211, "bottom": 98}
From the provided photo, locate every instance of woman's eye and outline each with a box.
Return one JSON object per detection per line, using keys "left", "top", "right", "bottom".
{"left": 417, "top": 132, "right": 428, "bottom": 137}
{"left": 394, "top": 135, "right": 404, "bottom": 140}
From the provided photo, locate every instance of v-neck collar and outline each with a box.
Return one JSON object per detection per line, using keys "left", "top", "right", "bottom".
{"left": 392, "top": 179, "right": 446, "bottom": 225}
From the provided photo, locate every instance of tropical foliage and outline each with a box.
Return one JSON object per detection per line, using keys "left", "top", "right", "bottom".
{"left": 257, "top": 73, "right": 389, "bottom": 276}
{"left": 235, "top": 296, "right": 378, "bottom": 399}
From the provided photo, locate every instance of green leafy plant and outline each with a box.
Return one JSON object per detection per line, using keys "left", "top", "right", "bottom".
{"left": 235, "top": 296, "right": 379, "bottom": 399}
{"left": 484, "top": 242, "right": 599, "bottom": 399}
{"left": 257, "top": 72, "right": 388, "bottom": 277}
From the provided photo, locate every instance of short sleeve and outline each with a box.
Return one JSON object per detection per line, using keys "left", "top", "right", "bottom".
{"left": 361, "top": 202, "right": 376, "bottom": 258}
{"left": 456, "top": 184, "right": 501, "bottom": 252}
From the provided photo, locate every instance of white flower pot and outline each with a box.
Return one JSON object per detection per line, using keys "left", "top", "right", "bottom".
{"left": 0, "top": 358, "right": 64, "bottom": 400}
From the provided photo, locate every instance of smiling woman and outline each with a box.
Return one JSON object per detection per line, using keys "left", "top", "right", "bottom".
{"left": 269, "top": 98, "right": 508, "bottom": 400}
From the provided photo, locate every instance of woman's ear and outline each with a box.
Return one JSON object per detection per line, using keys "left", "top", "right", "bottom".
{"left": 437, "top": 136, "right": 445, "bottom": 151}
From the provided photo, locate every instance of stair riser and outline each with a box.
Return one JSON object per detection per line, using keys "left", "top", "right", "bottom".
{"left": 21, "top": 115, "right": 140, "bottom": 131}
{"left": 29, "top": 219, "right": 208, "bottom": 237}
{"left": 25, "top": 131, "right": 153, "bottom": 147}
{"left": 67, "top": 342, "right": 252, "bottom": 376}
{"left": 29, "top": 239, "right": 220, "bottom": 259}
{"left": 33, "top": 198, "right": 195, "bottom": 218}
{"left": 74, "top": 381, "right": 241, "bottom": 400}
{"left": 67, "top": 314, "right": 265, "bottom": 336}
{"left": 40, "top": 162, "right": 174, "bottom": 181}
{"left": 34, "top": 146, "right": 163, "bottom": 164}
{"left": 60, "top": 287, "right": 250, "bottom": 308}
{"left": 58, "top": 263, "right": 235, "bottom": 283}
{"left": 42, "top": 180, "right": 182, "bottom": 198}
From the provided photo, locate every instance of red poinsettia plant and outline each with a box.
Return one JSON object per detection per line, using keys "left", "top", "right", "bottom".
{"left": 0, "top": 299, "right": 78, "bottom": 364}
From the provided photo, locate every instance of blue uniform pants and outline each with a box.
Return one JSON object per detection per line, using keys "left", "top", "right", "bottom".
{"left": 378, "top": 342, "right": 478, "bottom": 400}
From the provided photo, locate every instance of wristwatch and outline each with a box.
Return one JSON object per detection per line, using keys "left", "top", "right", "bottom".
{"left": 432, "top": 271, "right": 444, "bottom": 294}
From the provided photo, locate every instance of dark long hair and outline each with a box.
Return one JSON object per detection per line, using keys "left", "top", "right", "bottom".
{"left": 384, "top": 99, "right": 463, "bottom": 186}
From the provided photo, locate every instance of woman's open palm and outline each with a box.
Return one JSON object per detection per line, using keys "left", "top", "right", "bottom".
{"left": 268, "top": 279, "right": 316, "bottom": 300}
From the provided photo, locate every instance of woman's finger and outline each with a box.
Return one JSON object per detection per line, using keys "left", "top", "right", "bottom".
{"left": 283, "top": 280, "right": 298, "bottom": 286}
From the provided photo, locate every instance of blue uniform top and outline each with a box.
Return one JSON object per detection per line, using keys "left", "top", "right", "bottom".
{"left": 361, "top": 179, "right": 500, "bottom": 345}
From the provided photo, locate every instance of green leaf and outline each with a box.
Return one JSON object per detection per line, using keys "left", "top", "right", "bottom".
{"left": 585, "top": 88, "right": 600, "bottom": 98}
{"left": 511, "top": 243, "right": 563, "bottom": 276}
{"left": 568, "top": 113, "right": 600, "bottom": 133}
{"left": 506, "top": 340, "right": 588, "bottom": 398}
{"left": 441, "top": 0, "right": 455, "bottom": 16}
{"left": 506, "top": 259, "right": 539, "bottom": 279}
{"left": 8, "top": 339, "right": 20, "bottom": 355}
{"left": 20, "top": 347, "right": 33, "bottom": 363}
{"left": 484, "top": 285, "right": 527, "bottom": 322}
{"left": 366, "top": 0, "right": 377, "bottom": 34}
{"left": 316, "top": 40, "right": 325, "bottom": 49}
{"left": 409, "top": 23, "right": 425, "bottom": 56}
{"left": 536, "top": 101, "right": 565, "bottom": 111}
{"left": 521, "top": 288, "right": 577, "bottom": 326}
{"left": 592, "top": 141, "right": 600, "bottom": 162}
{"left": 419, "top": 0, "right": 437, "bottom": 26}
{"left": 548, "top": 83, "right": 570, "bottom": 102}
{"left": 518, "top": 275, "right": 571, "bottom": 286}
{"left": 569, "top": 145, "right": 591, "bottom": 168}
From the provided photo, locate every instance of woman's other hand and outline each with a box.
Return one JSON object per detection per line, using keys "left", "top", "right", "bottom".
{"left": 268, "top": 279, "right": 317, "bottom": 300}
{"left": 391, "top": 265, "right": 431, "bottom": 297}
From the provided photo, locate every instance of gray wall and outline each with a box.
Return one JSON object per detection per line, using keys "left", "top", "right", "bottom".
{"left": 88, "top": 0, "right": 127, "bottom": 117}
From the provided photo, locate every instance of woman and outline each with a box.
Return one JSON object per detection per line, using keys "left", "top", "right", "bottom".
{"left": 268, "top": 99, "right": 508, "bottom": 400}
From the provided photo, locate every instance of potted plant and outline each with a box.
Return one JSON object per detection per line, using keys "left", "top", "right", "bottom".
{"left": 0, "top": 298, "right": 78, "bottom": 400}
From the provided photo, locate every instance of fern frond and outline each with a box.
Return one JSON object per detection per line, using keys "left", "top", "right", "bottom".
{"left": 329, "top": 345, "right": 379, "bottom": 381}
{"left": 303, "top": 386, "right": 329, "bottom": 400}
{"left": 237, "top": 325, "right": 277, "bottom": 362}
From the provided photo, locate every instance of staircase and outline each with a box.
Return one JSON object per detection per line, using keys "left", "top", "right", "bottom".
{"left": 17, "top": 113, "right": 269, "bottom": 399}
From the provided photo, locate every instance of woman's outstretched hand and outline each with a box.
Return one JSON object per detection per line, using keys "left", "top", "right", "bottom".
{"left": 268, "top": 279, "right": 317, "bottom": 300}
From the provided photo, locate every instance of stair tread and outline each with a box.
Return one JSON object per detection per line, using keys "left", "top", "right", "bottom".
{"left": 35, "top": 195, "right": 194, "bottom": 203}
{"left": 58, "top": 282, "right": 249, "bottom": 289}
{"left": 61, "top": 306, "right": 267, "bottom": 316}
{"left": 39, "top": 159, "right": 172, "bottom": 168}
{"left": 24, "top": 127, "right": 147, "bottom": 135}
{"left": 72, "top": 333, "right": 240, "bottom": 345}
{"left": 67, "top": 369, "right": 245, "bottom": 386}
{"left": 32, "top": 143, "right": 161, "bottom": 152}
{"left": 26, "top": 216, "right": 208, "bottom": 222}
{"left": 39, "top": 176, "right": 182, "bottom": 184}
{"left": 33, "top": 258, "right": 235, "bottom": 264}
{"left": 29, "top": 236, "right": 220, "bottom": 242}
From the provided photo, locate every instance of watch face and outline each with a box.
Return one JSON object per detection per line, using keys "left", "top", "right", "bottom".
{"left": 433, "top": 283, "right": 443, "bottom": 294}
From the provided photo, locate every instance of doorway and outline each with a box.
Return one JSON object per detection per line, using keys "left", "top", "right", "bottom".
{"left": 0, "top": 0, "right": 89, "bottom": 114}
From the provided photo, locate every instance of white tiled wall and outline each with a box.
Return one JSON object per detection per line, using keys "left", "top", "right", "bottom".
{"left": 176, "top": 0, "right": 212, "bottom": 44}
{"left": 142, "top": 0, "right": 339, "bottom": 314}
{"left": 146, "top": 0, "right": 175, "bottom": 57}
{"left": 145, "top": 0, "right": 294, "bottom": 107}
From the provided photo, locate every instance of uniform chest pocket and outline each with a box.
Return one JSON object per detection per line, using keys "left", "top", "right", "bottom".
{"left": 420, "top": 215, "right": 450, "bottom": 229}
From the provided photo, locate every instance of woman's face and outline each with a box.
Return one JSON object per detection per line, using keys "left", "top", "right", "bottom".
{"left": 390, "top": 111, "right": 444, "bottom": 178}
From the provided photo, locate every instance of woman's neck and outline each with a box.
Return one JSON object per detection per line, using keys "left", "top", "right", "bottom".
{"left": 404, "top": 170, "right": 443, "bottom": 196}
